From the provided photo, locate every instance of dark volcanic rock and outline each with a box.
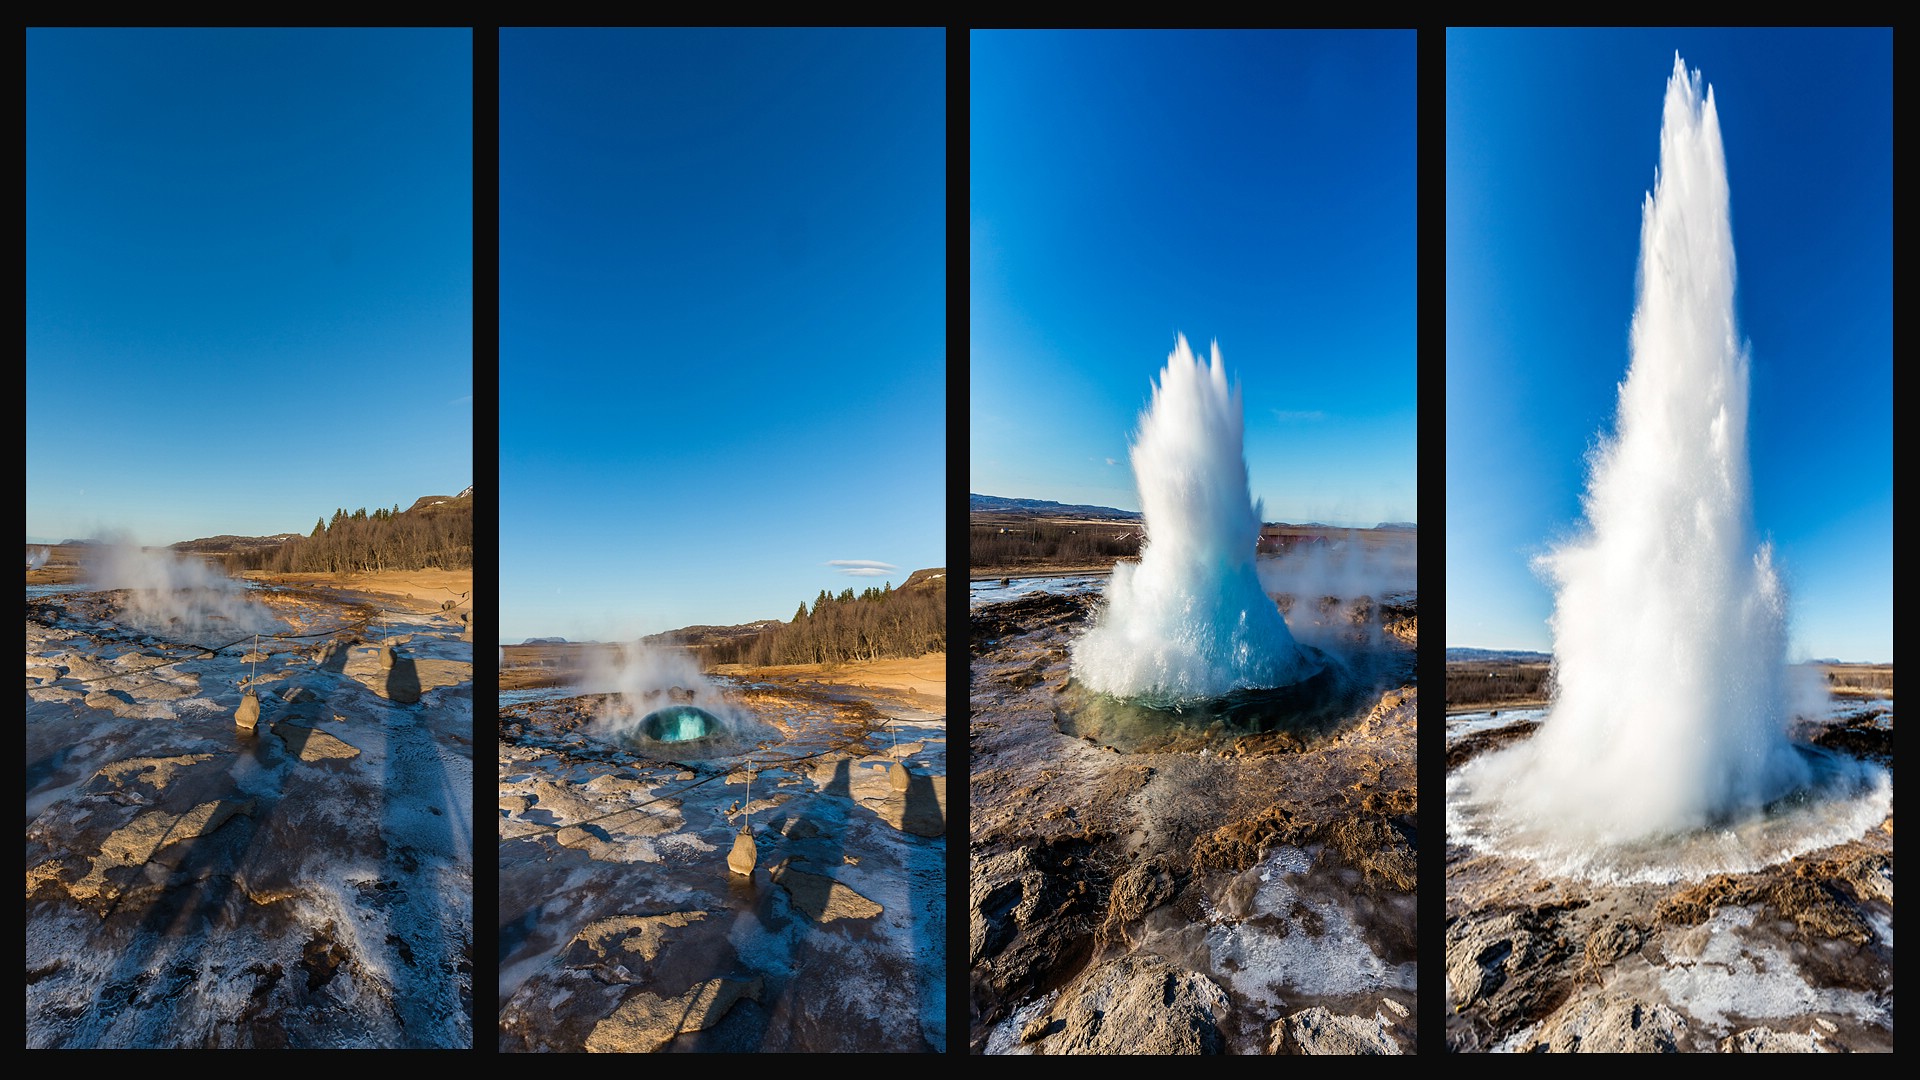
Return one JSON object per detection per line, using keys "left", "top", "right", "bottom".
{"left": 969, "top": 838, "right": 1107, "bottom": 1030}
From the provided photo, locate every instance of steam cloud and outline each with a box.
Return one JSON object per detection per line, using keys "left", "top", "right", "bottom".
{"left": 82, "top": 539, "right": 284, "bottom": 647}
{"left": 583, "top": 643, "right": 775, "bottom": 754}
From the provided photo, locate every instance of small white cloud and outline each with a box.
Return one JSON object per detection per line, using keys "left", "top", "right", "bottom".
{"left": 1271, "top": 409, "right": 1327, "bottom": 423}
{"left": 827, "top": 559, "right": 899, "bottom": 577}
{"left": 1105, "top": 457, "right": 1119, "bottom": 466}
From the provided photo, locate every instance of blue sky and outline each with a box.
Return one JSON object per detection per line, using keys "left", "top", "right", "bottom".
{"left": 970, "top": 30, "right": 1416, "bottom": 529}
{"left": 499, "top": 28, "right": 945, "bottom": 643}
{"left": 26, "top": 29, "right": 473, "bottom": 548}
{"left": 1446, "top": 28, "right": 1892, "bottom": 662}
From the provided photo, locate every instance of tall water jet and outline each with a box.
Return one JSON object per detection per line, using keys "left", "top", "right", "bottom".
{"left": 1071, "top": 335, "right": 1317, "bottom": 703}
{"left": 1457, "top": 55, "right": 1845, "bottom": 856}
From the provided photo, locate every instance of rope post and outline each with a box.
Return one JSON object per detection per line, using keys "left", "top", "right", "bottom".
{"left": 236, "top": 632, "right": 261, "bottom": 734}
{"left": 379, "top": 608, "right": 395, "bottom": 671}
{"left": 889, "top": 717, "right": 911, "bottom": 791}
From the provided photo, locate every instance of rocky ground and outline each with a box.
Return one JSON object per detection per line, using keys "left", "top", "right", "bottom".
{"left": 496, "top": 669, "right": 947, "bottom": 1052}
{"left": 25, "top": 573, "right": 475, "bottom": 1048}
{"left": 969, "top": 583, "right": 1419, "bottom": 1055}
{"left": 1444, "top": 705, "right": 1894, "bottom": 1052}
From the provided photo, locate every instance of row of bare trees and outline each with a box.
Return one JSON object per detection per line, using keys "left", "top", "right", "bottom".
{"left": 223, "top": 499, "right": 473, "bottom": 575}
{"left": 970, "top": 522, "right": 1139, "bottom": 569}
{"left": 703, "top": 580, "right": 945, "bottom": 666}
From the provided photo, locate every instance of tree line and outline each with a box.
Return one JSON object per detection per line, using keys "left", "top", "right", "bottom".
{"left": 702, "top": 579, "right": 945, "bottom": 666}
{"left": 222, "top": 499, "right": 473, "bottom": 575}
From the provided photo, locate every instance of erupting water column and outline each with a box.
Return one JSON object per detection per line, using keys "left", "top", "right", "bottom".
{"left": 1469, "top": 55, "right": 1812, "bottom": 845}
{"left": 1071, "top": 335, "right": 1317, "bottom": 703}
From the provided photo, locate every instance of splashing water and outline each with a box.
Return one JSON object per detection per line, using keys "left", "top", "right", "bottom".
{"left": 1071, "top": 335, "right": 1317, "bottom": 703}
{"left": 1453, "top": 55, "right": 1883, "bottom": 864}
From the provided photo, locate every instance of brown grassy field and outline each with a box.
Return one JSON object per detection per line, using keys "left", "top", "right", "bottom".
{"left": 970, "top": 514, "right": 1142, "bottom": 575}
{"left": 1446, "top": 658, "right": 1893, "bottom": 713}
{"left": 969, "top": 514, "right": 1413, "bottom": 578}
{"left": 1819, "top": 662, "right": 1894, "bottom": 697}
{"left": 499, "top": 642, "right": 947, "bottom": 712}
{"left": 1445, "top": 659, "right": 1554, "bottom": 712}
{"left": 498, "top": 641, "right": 626, "bottom": 690}
{"left": 24, "top": 543, "right": 87, "bottom": 585}
{"left": 711, "top": 653, "right": 946, "bottom": 711}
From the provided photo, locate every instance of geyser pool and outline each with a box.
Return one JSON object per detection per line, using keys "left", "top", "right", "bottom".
{"left": 640, "top": 704, "right": 720, "bottom": 743}
{"left": 1452, "top": 55, "right": 1887, "bottom": 860}
{"left": 1071, "top": 336, "right": 1318, "bottom": 704}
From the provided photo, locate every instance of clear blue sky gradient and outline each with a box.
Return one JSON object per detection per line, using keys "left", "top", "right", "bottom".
{"left": 970, "top": 30, "right": 1417, "bottom": 529}
{"left": 1446, "top": 29, "right": 1892, "bottom": 662}
{"left": 26, "top": 28, "right": 474, "bottom": 548}
{"left": 499, "top": 28, "right": 946, "bottom": 643}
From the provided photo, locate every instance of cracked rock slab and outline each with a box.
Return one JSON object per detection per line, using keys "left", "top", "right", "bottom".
{"left": 768, "top": 864, "right": 882, "bottom": 923}
{"left": 584, "top": 976, "right": 764, "bottom": 1052}
{"left": 69, "top": 798, "right": 256, "bottom": 904}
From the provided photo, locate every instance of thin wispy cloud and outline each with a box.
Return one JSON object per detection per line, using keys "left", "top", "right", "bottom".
{"left": 828, "top": 559, "right": 898, "bottom": 577}
{"left": 1271, "top": 409, "right": 1326, "bottom": 423}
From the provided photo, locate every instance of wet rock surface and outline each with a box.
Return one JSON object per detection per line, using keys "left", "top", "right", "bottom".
{"left": 25, "top": 583, "right": 474, "bottom": 1048}
{"left": 969, "top": 584, "right": 1418, "bottom": 1054}
{"left": 1445, "top": 715, "right": 1894, "bottom": 1053}
{"left": 497, "top": 675, "right": 946, "bottom": 1052}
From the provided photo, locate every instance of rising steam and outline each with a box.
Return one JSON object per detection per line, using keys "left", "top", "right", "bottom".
{"left": 82, "top": 540, "right": 283, "bottom": 647}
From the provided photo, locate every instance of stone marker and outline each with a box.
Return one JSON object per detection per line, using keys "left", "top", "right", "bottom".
{"left": 728, "top": 827, "right": 757, "bottom": 876}
{"left": 890, "top": 760, "right": 911, "bottom": 792}
{"left": 235, "top": 690, "right": 260, "bottom": 733}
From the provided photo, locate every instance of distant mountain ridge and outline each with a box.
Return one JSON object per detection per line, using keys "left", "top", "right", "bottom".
{"left": 973, "top": 493, "right": 1415, "bottom": 532}
{"left": 172, "top": 533, "right": 304, "bottom": 555}
{"left": 970, "top": 494, "right": 1142, "bottom": 520}
{"left": 643, "top": 620, "right": 786, "bottom": 649}
{"left": 1446, "top": 647, "right": 1553, "bottom": 663}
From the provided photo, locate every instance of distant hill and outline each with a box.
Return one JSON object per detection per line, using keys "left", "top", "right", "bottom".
{"left": 1446, "top": 647, "right": 1552, "bottom": 663}
{"left": 896, "top": 567, "right": 947, "bottom": 593}
{"left": 643, "top": 619, "right": 786, "bottom": 649}
{"left": 520, "top": 637, "right": 570, "bottom": 646}
{"left": 171, "top": 533, "right": 303, "bottom": 556}
{"left": 970, "top": 494, "right": 1142, "bottom": 521}
{"left": 1375, "top": 522, "right": 1418, "bottom": 531}
{"left": 408, "top": 490, "right": 471, "bottom": 513}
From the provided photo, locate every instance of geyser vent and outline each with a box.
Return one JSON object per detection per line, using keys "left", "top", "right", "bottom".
{"left": 640, "top": 704, "right": 720, "bottom": 743}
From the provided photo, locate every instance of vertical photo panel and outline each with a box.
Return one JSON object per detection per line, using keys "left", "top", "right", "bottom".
{"left": 496, "top": 27, "right": 948, "bottom": 1053}
{"left": 26, "top": 27, "right": 476, "bottom": 1049}
{"left": 968, "top": 29, "right": 1419, "bottom": 1055}
{"left": 1443, "top": 28, "right": 1892, "bottom": 1053}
